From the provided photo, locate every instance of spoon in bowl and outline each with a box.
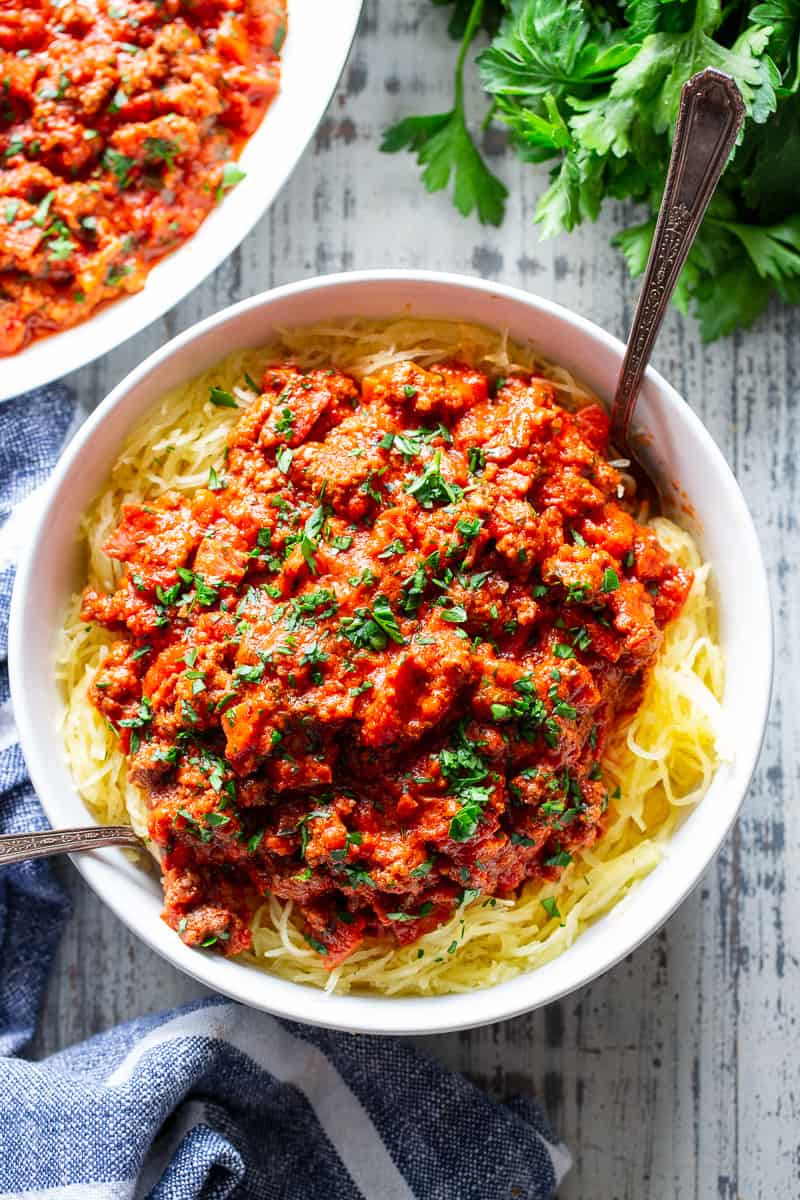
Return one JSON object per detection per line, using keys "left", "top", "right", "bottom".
{"left": 0, "top": 70, "right": 746, "bottom": 871}
{"left": 0, "top": 825, "right": 141, "bottom": 866}
{"left": 610, "top": 67, "right": 745, "bottom": 501}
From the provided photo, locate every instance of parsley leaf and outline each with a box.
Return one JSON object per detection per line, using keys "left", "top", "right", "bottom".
{"left": 478, "top": 0, "right": 636, "bottom": 103}
{"left": 439, "top": 724, "right": 493, "bottom": 842}
{"left": 386, "top": 0, "right": 800, "bottom": 339}
{"left": 405, "top": 449, "right": 464, "bottom": 508}
{"left": 301, "top": 505, "right": 326, "bottom": 574}
{"left": 209, "top": 386, "right": 237, "bottom": 408}
{"left": 371, "top": 594, "right": 407, "bottom": 644}
{"left": 381, "top": 0, "right": 507, "bottom": 224}
{"left": 103, "top": 148, "right": 135, "bottom": 189}
{"left": 340, "top": 595, "right": 405, "bottom": 650}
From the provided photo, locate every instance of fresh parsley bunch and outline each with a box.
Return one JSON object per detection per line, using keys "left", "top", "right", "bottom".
{"left": 382, "top": 0, "right": 800, "bottom": 339}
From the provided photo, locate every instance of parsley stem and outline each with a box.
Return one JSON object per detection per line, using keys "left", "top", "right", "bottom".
{"left": 454, "top": 0, "right": 485, "bottom": 112}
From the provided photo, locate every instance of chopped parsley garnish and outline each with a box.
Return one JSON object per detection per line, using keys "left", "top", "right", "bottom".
{"left": 105, "top": 263, "right": 134, "bottom": 288}
{"left": 489, "top": 675, "right": 551, "bottom": 742}
{"left": 571, "top": 625, "right": 591, "bottom": 652}
{"left": 217, "top": 161, "right": 246, "bottom": 201}
{"left": 467, "top": 446, "right": 486, "bottom": 475}
{"left": 209, "top": 386, "right": 237, "bottom": 408}
{"left": 439, "top": 604, "right": 467, "bottom": 623}
{"left": 118, "top": 696, "right": 152, "bottom": 751}
{"left": 456, "top": 516, "right": 483, "bottom": 539}
{"left": 207, "top": 465, "right": 226, "bottom": 492}
{"left": 303, "top": 934, "right": 328, "bottom": 955}
{"left": 348, "top": 679, "right": 373, "bottom": 698}
{"left": 32, "top": 191, "right": 54, "bottom": 228}
{"left": 234, "top": 660, "right": 265, "bottom": 685}
{"left": 174, "top": 568, "right": 218, "bottom": 607}
{"left": 378, "top": 538, "right": 406, "bottom": 559}
{"left": 300, "top": 504, "right": 326, "bottom": 574}
{"left": 204, "top": 811, "right": 230, "bottom": 828}
{"left": 440, "top": 725, "right": 492, "bottom": 842}
{"left": 274, "top": 406, "right": 294, "bottom": 436}
{"left": 48, "top": 235, "right": 75, "bottom": 261}
{"left": 384, "top": 427, "right": 441, "bottom": 460}
{"left": 285, "top": 589, "right": 338, "bottom": 629}
{"left": 103, "top": 148, "right": 135, "bottom": 189}
{"left": 545, "top": 850, "right": 573, "bottom": 868}
{"left": 566, "top": 582, "right": 590, "bottom": 604}
{"left": 340, "top": 594, "right": 405, "bottom": 650}
{"left": 144, "top": 136, "right": 180, "bottom": 166}
{"left": 399, "top": 563, "right": 428, "bottom": 615}
{"left": 339, "top": 865, "right": 375, "bottom": 889}
{"left": 405, "top": 450, "right": 463, "bottom": 508}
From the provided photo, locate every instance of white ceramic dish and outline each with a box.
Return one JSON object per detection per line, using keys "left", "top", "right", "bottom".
{"left": 9, "top": 271, "right": 772, "bottom": 1034}
{"left": 0, "top": 0, "right": 363, "bottom": 403}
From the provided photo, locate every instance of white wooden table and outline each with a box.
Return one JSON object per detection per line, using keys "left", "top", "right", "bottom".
{"left": 30, "top": 3, "right": 799, "bottom": 1196}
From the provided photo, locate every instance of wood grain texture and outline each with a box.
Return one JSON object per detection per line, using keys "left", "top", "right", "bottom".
{"left": 27, "top": 3, "right": 799, "bottom": 1197}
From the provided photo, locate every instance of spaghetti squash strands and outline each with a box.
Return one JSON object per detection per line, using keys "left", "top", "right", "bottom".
{"left": 57, "top": 319, "right": 724, "bottom": 995}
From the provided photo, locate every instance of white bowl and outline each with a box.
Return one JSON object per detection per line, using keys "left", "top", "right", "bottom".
{"left": 9, "top": 272, "right": 772, "bottom": 1034}
{"left": 0, "top": 0, "right": 363, "bottom": 402}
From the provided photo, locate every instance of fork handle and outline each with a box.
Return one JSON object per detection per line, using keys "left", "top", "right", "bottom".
{"left": 610, "top": 68, "right": 745, "bottom": 446}
{"left": 0, "top": 826, "right": 140, "bottom": 866}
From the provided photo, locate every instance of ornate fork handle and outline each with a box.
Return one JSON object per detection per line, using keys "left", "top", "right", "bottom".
{"left": 611, "top": 68, "right": 745, "bottom": 446}
{"left": 0, "top": 825, "right": 141, "bottom": 866}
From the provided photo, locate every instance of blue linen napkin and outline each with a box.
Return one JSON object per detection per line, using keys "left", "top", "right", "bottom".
{"left": 0, "top": 385, "right": 570, "bottom": 1200}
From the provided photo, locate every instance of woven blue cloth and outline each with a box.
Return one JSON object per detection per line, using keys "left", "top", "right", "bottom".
{"left": 0, "top": 386, "right": 570, "bottom": 1200}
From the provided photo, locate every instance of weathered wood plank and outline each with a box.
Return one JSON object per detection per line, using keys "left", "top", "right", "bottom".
{"left": 27, "top": 3, "right": 799, "bottom": 1197}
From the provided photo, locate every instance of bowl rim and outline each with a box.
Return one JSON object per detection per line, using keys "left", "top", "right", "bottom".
{"left": 0, "top": 0, "right": 364, "bottom": 403}
{"left": 9, "top": 270, "right": 773, "bottom": 1034}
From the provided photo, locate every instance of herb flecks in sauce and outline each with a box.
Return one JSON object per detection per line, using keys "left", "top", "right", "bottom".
{"left": 83, "top": 358, "right": 692, "bottom": 964}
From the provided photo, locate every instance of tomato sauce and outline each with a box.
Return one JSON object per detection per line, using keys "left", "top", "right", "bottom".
{"left": 0, "top": 0, "right": 286, "bottom": 355}
{"left": 83, "top": 360, "right": 692, "bottom": 963}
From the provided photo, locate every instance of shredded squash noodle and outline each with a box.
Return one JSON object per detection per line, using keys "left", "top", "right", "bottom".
{"left": 57, "top": 318, "right": 725, "bottom": 995}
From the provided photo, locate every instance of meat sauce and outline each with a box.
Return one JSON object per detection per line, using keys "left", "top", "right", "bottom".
{"left": 83, "top": 359, "right": 692, "bottom": 964}
{"left": 0, "top": 0, "right": 286, "bottom": 355}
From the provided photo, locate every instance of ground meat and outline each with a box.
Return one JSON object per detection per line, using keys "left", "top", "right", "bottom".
{"left": 84, "top": 359, "right": 693, "bottom": 964}
{"left": 0, "top": 0, "right": 286, "bottom": 355}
